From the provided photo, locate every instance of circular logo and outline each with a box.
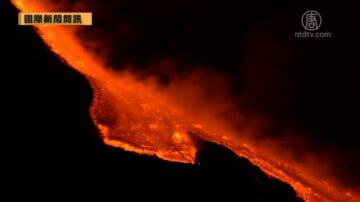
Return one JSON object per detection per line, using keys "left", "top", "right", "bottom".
{"left": 301, "top": 10, "right": 322, "bottom": 31}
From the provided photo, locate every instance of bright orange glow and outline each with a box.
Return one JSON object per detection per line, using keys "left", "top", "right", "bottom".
{"left": 12, "top": 1, "right": 359, "bottom": 201}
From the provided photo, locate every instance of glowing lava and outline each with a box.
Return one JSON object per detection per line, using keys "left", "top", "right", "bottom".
{"left": 12, "top": 1, "right": 358, "bottom": 201}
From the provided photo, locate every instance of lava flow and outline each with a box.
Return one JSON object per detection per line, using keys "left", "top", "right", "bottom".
{"left": 12, "top": 0, "right": 358, "bottom": 202}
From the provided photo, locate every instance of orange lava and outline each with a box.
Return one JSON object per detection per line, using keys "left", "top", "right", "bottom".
{"left": 12, "top": 1, "right": 358, "bottom": 201}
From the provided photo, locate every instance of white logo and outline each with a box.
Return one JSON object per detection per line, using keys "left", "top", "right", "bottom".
{"left": 301, "top": 10, "right": 322, "bottom": 31}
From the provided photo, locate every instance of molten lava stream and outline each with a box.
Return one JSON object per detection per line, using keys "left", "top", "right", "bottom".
{"left": 12, "top": 0, "right": 358, "bottom": 202}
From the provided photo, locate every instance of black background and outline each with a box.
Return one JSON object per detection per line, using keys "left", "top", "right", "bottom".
{"left": 3, "top": 0, "right": 360, "bottom": 201}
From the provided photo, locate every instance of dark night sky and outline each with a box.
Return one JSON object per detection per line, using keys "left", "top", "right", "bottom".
{"left": 2, "top": 0, "right": 360, "bottom": 201}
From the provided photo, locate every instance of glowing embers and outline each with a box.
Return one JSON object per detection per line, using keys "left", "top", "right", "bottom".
{"left": 90, "top": 82, "right": 197, "bottom": 163}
